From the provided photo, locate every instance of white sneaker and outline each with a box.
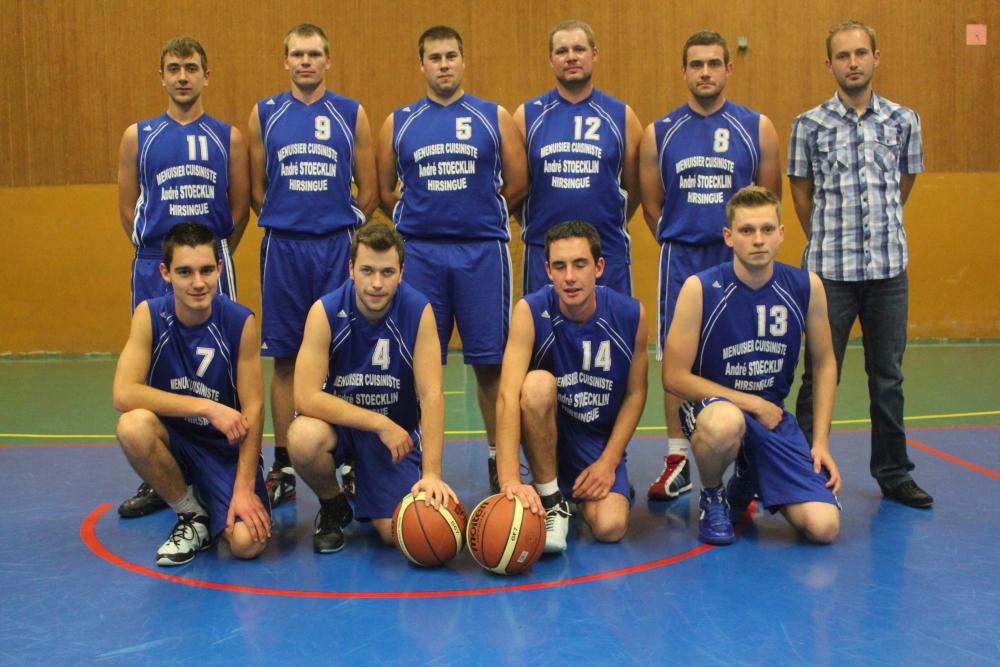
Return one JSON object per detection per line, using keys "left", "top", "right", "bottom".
{"left": 543, "top": 498, "right": 571, "bottom": 553}
{"left": 156, "top": 513, "right": 210, "bottom": 566}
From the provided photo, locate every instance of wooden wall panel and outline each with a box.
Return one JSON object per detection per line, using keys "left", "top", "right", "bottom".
{"left": 1, "top": 0, "right": 996, "bottom": 187}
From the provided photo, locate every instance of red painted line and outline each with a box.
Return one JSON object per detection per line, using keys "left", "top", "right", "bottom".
{"left": 907, "top": 437, "right": 1000, "bottom": 480}
{"left": 0, "top": 441, "right": 119, "bottom": 448}
{"left": 81, "top": 503, "right": 746, "bottom": 599}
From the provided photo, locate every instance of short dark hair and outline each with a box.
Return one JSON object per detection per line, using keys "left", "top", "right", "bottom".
{"left": 160, "top": 36, "right": 208, "bottom": 71}
{"left": 545, "top": 220, "right": 602, "bottom": 264}
{"left": 548, "top": 20, "right": 596, "bottom": 53}
{"left": 162, "top": 222, "right": 218, "bottom": 268}
{"left": 826, "top": 20, "right": 877, "bottom": 60}
{"left": 284, "top": 23, "right": 329, "bottom": 56}
{"left": 682, "top": 30, "right": 729, "bottom": 66}
{"left": 350, "top": 221, "right": 405, "bottom": 265}
{"left": 725, "top": 186, "right": 781, "bottom": 227}
{"left": 419, "top": 25, "right": 464, "bottom": 59}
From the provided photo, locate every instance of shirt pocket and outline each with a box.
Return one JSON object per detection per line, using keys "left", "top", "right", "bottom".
{"left": 815, "top": 132, "right": 850, "bottom": 176}
{"left": 872, "top": 125, "right": 900, "bottom": 172}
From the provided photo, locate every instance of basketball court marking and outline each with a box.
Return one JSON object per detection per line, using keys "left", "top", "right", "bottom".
{"left": 80, "top": 502, "right": 741, "bottom": 599}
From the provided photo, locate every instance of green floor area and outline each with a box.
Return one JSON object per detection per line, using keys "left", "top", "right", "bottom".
{"left": 2, "top": 343, "right": 997, "bottom": 441}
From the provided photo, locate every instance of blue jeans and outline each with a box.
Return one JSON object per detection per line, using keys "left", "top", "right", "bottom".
{"left": 795, "top": 271, "right": 915, "bottom": 488}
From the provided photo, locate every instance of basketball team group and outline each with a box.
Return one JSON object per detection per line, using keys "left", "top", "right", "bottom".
{"left": 112, "top": 18, "right": 932, "bottom": 570}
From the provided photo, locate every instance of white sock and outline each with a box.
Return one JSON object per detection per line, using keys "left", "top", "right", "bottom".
{"left": 167, "top": 485, "right": 206, "bottom": 517}
{"left": 668, "top": 438, "right": 690, "bottom": 457}
{"left": 488, "top": 445, "right": 496, "bottom": 459}
{"left": 533, "top": 478, "right": 560, "bottom": 497}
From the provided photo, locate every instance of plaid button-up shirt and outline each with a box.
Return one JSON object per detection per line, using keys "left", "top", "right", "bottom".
{"left": 788, "top": 92, "right": 924, "bottom": 282}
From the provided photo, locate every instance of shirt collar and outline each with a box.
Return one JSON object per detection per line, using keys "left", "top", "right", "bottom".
{"left": 826, "top": 90, "right": 883, "bottom": 119}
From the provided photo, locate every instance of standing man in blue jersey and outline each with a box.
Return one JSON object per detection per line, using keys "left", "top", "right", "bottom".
{"left": 376, "top": 26, "right": 528, "bottom": 494}
{"left": 116, "top": 36, "right": 251, "bottom": 519}
{"left": 288, "top": 222, "right": 458, "bottom": 552}
{"left": 790, "top": 21, "right": 931, "bottom": 508}
{"left": 496, "top": 221, "right": 648, "bottom": 553}
{"left": 639, "top": 30, "right": 782, "bottom": 502}
{"left": 513, "top": 19, "right": 643, "bottom": 295}
{"left": 113, "top": 222, "right": 270, "bottom": 565}
{"left": 248, "top": 24, "right": 379, "bottom": 508}
{"left": 665, "top": 187, "right": 840, "bottom": 545}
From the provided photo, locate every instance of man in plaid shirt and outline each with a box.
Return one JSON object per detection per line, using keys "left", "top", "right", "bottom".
{"left": 788, "top": 20, "right": 932, "bottom": 508}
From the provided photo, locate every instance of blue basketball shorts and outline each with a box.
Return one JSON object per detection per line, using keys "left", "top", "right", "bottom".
{"left": 260, "top": 228, "right": 353, "bottom": 358}
{"left": 555, "top": 415, "right": 630, "bottom": 503}
{"left": 657, "top": 241, "right": 731, "bottom": 358}
{"left": 522, "top": 243, "right": 632, "bottom": 297}
{"left": 132, "top": 240, "right": 236, "bottom": 312}
{"left": 680, "top": 397, "right": 839, "bottom": 512}
{"left": 332, "top": 424, "right": 422, "bottom": 521}
{"left": 402, "top": 239, "right": 511, "bottom": 365}
{"left": 164, "top": 421, "right": 270, "bottom": 539}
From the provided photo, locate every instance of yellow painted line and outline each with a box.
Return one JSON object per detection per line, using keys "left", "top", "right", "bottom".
{"left": 443, "top": 391, "right": 465, "bottom": 395}
{"left": 3, "top": 410, "right": 997, "bottom": 440}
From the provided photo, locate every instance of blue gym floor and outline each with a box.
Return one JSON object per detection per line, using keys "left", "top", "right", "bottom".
{"left": 1, "top": 344, "right": 998, "bottom": 665}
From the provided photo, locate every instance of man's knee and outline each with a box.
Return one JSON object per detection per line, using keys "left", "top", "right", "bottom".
{"left": 115, "top": 409, "right": 162, "bottom": 454}
{"left": 226, "top": 524, "right": 267, "bottom": 560}
{"left": 520, "top": 371, "right": 556, "bottom": 414}
{"left": 583, "top": 497, "right": 629, "bottom": 543}
{"left": 693, "top": 402, "right": 745, "bottom": 452}
{"left": 372, "top": 518, "right": 395, "bottom": 546}
{"left": 789, "top": 503, "right": 840, "bottom": 544}
{"left": 286, "top": 416, "right": 335, "bottom": 464}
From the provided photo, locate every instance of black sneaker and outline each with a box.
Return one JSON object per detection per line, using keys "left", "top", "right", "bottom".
{"left": 118, "top": 482, "right": 168, "bottom": 518}
{"left": 266, "top": 465, "right": 296, "bottom": 507}
{"left": 881, "top": 480, "right": 933, "bottom": 508}
{"left": 156, "top": 513, "right": 211, "bottom": 566}
{"left": 488, "top": 457, "right": 500, "bottom": 494}
{"left": 313, "top": 494, "right": 354, "bottom": 553}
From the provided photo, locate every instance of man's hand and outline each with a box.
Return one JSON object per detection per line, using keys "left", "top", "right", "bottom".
{"left": 812, "top": 446, "right": 842, "bottom": 495}
{"left": 572, "top": 458, "right": 616, "bottom": 501}
{"left": 378, "top": 421, "right": 414, "bottom": 463}
{"left": 749, "top": 396, "right": 783, "bottom": 431}
{"left": 411, "top": 476, "right": 459, "bottom": 509}
{"left": 500, "top": 482, "right": 544, "bottom": 516}
{"left": 226, "top": 486, "right": 271, "bottom": 543}
{"left": 205, "top": 403, "right": 249, "bottom": 444}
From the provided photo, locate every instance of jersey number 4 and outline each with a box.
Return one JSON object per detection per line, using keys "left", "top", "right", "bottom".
{"left": 581, "top": 340, "right": 611, "bottom": 372}
{"left": 372, "top": 339, "right": 391, "bottom": 370}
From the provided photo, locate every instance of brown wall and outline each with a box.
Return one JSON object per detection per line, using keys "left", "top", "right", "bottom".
{"left": 0, "top": 0, "right": 997, "bottom": 352}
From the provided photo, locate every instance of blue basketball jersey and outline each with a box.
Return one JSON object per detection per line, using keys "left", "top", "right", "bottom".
{"left": 525, "top": 285, "right": 640, "bottom": 438}
{"left": 522, "top": 88, "right": 629, "bottom": 258}
{"left": 693, "top": 262, "right": 810, "bottom": 406}
{"left": 392, "top": 94, "right": 509, "bottom": 241}
{"left": 654, "top": 101, "right": 761, "bottom": 244}
{"left": 145, "top": 294, "right": 252, "bottom": 440}
{"left": 256, "top": 90, "right": 364, "bottom": 234}
{"left": 320, "top": 280, "right": 428, "bottom": 433}
{"left": 133, "top": 113, "right": 234, "bottom": 248}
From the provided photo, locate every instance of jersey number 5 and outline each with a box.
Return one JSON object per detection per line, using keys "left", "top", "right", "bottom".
{"left": 455, "top": 117, "right": 472, "bottom": 140}
{"left": 582, "top": 340, "right": 611, "bottom": 372}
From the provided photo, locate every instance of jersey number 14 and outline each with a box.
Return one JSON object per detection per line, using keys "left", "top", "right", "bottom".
{"left": 581, "top": 340, "right": 611, "bottom": 371}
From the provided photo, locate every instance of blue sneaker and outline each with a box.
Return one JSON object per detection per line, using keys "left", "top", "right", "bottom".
{"left": 698, "top": 486, "right": 734, "bottom": 545}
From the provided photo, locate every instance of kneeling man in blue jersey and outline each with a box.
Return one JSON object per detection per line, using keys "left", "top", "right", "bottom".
{"left": 288, "top": 222, "right": 458, "bottom": 553}
{"left": 664, "top": 186, "right": 841, "bottom": 545}
{"left": 495, "top": 221, "right": 648, "bottom": 552}
{"left": 113, "top": 222, "right": 270, "bottom": 566}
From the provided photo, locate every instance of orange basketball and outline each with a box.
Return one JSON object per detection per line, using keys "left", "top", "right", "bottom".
{"left": 465, "top": 494, "right": 545, "bottom": 575}
{"left": 391, "top": 491, "right": 467, "bottom": 567}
